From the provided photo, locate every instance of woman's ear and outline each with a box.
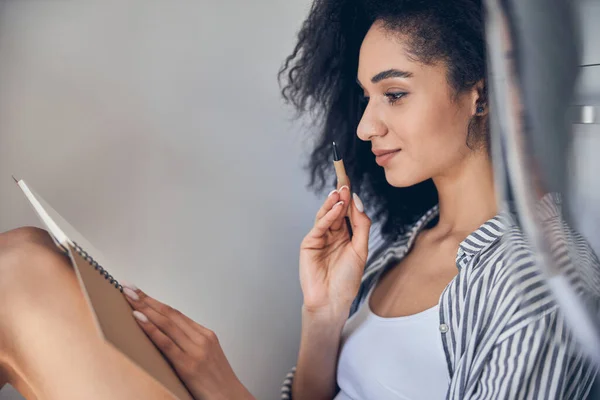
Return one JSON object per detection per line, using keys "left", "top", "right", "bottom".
{"left": 472, "top": 79, "right": 489, "bottom": 117}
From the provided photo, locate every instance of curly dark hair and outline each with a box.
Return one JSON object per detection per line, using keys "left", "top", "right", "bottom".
{"left": 278, "top": 0, "right": 488, "bottom": 241}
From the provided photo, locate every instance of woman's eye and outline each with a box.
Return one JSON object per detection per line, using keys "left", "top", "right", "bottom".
{"left": 360, "top": 92, "right": 406, "bottom": 108}
{"left": 385, "top": 92, "right": 407, "bottom": 104}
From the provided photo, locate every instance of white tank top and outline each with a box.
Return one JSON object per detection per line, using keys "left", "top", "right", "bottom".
{"left": 333, "top": 285, "right": 450, "bottom": 400}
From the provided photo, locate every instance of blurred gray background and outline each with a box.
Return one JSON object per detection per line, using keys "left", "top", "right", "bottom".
{"left": 0, "top": 1, "right": 319, "bottom": 399}
{"left": 570, "top": 0, "right": 600, "bottom": 261}
{"left": 0, "top": 0, "right": 599, "bottom": 399}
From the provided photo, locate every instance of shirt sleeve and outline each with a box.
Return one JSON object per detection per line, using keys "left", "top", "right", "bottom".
{"left": 466, "top": 308, "right": 597, "bottom": 399}
{"left": 281, "top": 366, "right": 297, "bottom": 399}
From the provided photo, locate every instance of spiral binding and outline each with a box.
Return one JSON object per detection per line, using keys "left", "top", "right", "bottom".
{"left": 71, "top": 241, "right": 124, "bottom": 292}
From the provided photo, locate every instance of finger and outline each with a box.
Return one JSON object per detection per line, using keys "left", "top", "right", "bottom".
{"left": 308, "top": 200, "right": 345, "bottom": 239}
{"left": 122, "top": 284, "right": 210, "bottom": 338}
{"left": 330, "top": 186, "right": 351, "bottom": 231}
{"left": 314, "top": 189, "right": 341, "bottom": 223}
{"left": 124, "top": 289, "right": 197, "bottom": 353}
{"left": 348, "top": 192, "right": 371, "bottom": 262}
{"left": 132, "top": 310, "right": 185, "bottom": 360}
{"left": 138, "top": 291, "right": 212, "bottom": 339}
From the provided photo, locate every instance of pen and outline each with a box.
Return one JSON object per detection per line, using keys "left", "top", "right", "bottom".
{"left": 332, "top": 142, "right": 354, "bottom": 239}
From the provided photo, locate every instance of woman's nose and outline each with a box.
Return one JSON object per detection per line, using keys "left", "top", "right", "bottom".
{"left": 356, "top": 103, "right": 387, "bottom": 141}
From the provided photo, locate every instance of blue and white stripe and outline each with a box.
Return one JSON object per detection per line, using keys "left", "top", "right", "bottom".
{"left": 281, "top": 193, "right": 600, "bottom": 399}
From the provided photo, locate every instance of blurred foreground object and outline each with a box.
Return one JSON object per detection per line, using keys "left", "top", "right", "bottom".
{"left": 485, "top": 0, "right": 600, "bottom": 369}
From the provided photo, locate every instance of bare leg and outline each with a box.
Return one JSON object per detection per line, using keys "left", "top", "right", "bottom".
{"left": 0, "top": 227, "right": 179, "bottom": 400}
{"left": 0, "top": 362, "right": 8, "bottom": 390}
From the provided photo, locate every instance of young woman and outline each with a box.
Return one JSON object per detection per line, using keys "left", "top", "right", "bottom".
{"left": 277, "top": 0, "right": 599, "bottom": 399}
{"left": 0, "top": 0, "right": 597, "bottom": 399}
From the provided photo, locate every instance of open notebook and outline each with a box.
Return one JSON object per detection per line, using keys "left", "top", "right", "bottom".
{"left": 13, "top": 177, "right": 194, "bottom": 400}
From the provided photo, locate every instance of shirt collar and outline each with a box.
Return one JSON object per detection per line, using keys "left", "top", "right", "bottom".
{"left": 536, "top": 192, "right": 563, "bottom": 222}
{"left": 399, "top": 203, "right": 509, "bottom": 270}
{"left": 456, "top": 213, "right": 509, "bottom": 267}
{"left": 390, "top": 192, "right": 562, "bottom": 270}
{"left": 455, "top": 192, "right": 563, "bottom": 268}
{"left": 387, "top": 204, "right": 439, "bottom": 256}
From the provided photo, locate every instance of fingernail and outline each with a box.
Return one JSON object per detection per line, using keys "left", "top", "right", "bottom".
{"left": 123, "top": 287, "right": 139, "bottom": 301}
{"left": 338, "top": 185, "right": 349, "bottom": 193}
{"left": 121, "top": 280, "right": 139, "bottom": 291}
{"left": 333, "top": 201, "right": 344, "bottom": 209}
{"left": 133, "top": 310, "right": 148, "bottom": 323}
{"left": 353, "top": 193, "right": 364, "bottom": 213}
{"left": 327, "top": 189, "right": 337, "bottom": 197}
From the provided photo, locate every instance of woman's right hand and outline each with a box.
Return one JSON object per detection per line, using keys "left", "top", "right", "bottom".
{"left": 299, "top": 185, "right": 371, "bottom": 316}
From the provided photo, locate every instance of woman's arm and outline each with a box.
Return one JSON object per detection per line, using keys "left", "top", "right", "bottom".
{"left": 290, "top": 306, "right": 348, "bottom": 400}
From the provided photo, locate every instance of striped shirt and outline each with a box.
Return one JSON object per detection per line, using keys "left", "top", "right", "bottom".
{"left": 281, "top": 193, "right": 600, "bottom": 399}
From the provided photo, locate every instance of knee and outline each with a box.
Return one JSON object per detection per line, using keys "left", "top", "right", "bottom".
{"left": 0, "top": 226, "right": 56, "bottom": 251}
{"left": 0, "top": 227, "right": 79, "bottom": 351}
{"left": 0, "top": 226, "right": 66, "bottom": 292}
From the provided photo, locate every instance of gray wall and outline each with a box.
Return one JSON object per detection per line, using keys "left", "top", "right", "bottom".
{"left": 1, "top": 1, "right": 600, "bottom": 400}
{"left": 570, "top": 0, "right": 600, "bottom": 258}
{"left": 0, "top": 1, "right": 319, "bottom": 399}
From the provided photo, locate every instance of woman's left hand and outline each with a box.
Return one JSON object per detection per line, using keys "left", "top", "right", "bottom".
{"left": 122, "top": 284, "right": 255, "bottom": 400}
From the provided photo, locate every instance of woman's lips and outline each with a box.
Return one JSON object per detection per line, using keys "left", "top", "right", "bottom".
{"left": 374, "top": 150, "right": 401, "bottom": 166}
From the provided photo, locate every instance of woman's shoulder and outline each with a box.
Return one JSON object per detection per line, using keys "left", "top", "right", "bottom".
{"left": 481, "top": 193, "right": 600, "bottom": 331}
{"left": 489, "top": 193, "right": 600, "bottom": 287}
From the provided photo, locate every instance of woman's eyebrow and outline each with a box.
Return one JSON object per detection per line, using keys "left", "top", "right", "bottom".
{"left": 371, "top": 68, "right": 413, "bottom": 83}
{"left": 357, "top": 68, "right": 413, "bottom": 88}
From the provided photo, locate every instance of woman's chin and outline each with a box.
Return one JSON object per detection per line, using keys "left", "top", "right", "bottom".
{"left": 384, "top": 169, "right": 417, "bottom": 188}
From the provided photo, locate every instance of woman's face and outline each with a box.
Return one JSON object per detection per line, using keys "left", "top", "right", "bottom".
{"left": 356, "top": 21, "right": 482, "bottom": 187}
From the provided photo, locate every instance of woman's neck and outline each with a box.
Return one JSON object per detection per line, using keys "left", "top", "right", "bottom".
{"left": 431, "top": 151, "right": 498, "bottom": 238}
